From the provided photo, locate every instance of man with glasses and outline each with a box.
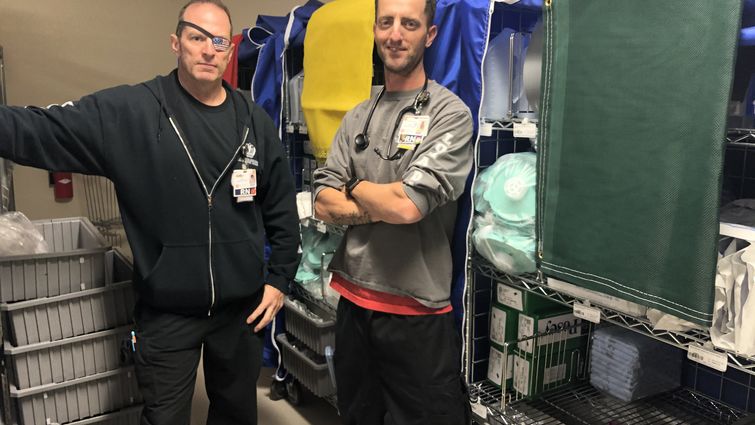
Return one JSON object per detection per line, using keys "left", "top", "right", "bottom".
{"left": 313, "top": 0, "right": 473, "bottom": 423}
{"left": 0, "top": 1, "right": 300, "bottom": 424}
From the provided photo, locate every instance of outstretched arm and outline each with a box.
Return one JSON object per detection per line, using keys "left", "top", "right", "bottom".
{"left": 0, "top": 92, "right": 117, "bottom": 175}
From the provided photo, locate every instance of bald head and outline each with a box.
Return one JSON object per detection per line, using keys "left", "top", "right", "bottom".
{"left": 177, "top": 0, "right": 232, "bottom": 38}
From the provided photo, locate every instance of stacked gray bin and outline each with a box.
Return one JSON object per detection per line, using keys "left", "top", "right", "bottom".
{"left": 0, "top": 218, "right": 142, "bottom": 425}
{"left": 277, "top": 297, "right": 336, "bottom": 398}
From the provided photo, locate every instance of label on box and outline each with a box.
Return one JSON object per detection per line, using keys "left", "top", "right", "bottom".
{"left": 543, "top": 363, "right": 566, "bottom": 386}
{"left": 573, "top": 302, "right": 601, "bottom": 324}
{"left": 518, "top": 312, "right": 582, "bottom": 353}
{"left": 497, "top": 284, "right": 523, "bottom": 311}
{"left": 490, "top": 307, "right": 508, "bottom": 346}
{"left": 513, "top": 354, "right": 567, "bottom": 395}
{"left": 513, "top": 355, "right": 530, "bottom": 396}
{"left": 687, "top": 344, "right": 728, "bottom": 372}
{"left": 487, "top": 347, "right": 514, "bottom": 385}
{"left": 479, "top": 122, "right": 494, "bottom": 137}
{"left": 518, "top": 314, "right": 535, "bottom": 352}
{"left": 487, "top": 347, "right": 503, "bottom": 385}
{"left": 513, "top": 121, "right": 537, "bottom": 139}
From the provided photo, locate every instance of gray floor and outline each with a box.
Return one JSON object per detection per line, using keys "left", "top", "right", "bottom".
{"left": 190, "top": 362, "right": 340, "bottom": 425}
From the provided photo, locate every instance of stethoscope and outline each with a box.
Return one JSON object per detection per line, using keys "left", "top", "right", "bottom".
{"left": 354, "top": 78, "right": 430, "bottom": 161}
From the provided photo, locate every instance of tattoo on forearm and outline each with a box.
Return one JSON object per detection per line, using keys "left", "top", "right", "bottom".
{"left": 332, "top": 211, "right": 372, "bottom": 226}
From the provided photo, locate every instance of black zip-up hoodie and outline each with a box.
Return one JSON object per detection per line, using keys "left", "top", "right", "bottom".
{"left": 0, "top": 71, "right": 301, "bottom": 316}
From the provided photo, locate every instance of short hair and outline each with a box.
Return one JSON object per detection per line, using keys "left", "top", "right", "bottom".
{"left": 176, "top": 0, "right": 233, "bottom": 37}
{"left": 374, "top": 0, "right": 436, "bottom": 27}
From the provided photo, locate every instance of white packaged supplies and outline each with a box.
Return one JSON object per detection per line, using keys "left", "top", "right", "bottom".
{"left": 590, "top": 326, "right": 682, "bottom": 402}
{"left": 710, "top": 239, "right": 755, "bottom": 356}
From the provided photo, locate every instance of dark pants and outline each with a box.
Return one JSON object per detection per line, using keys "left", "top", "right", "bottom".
{"left": 133, "top": 298, "right": 263, "bottom": 425}
{"left": 334, "top": 298, "right": 470, "bottom": 425}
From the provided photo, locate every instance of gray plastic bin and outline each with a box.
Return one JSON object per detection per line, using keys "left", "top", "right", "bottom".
{"left": 276, "top": 333, "right": 335, "bottom": 397}
{"left": 10, "top": 367, "right": 140, "bottom": 425}
{"left": 104, "top": 250, "right": 132, "bottom": 286}
{"left": 0, "top": 217, "right": 111, "bottom": 302}
{"left": 1, "top": 282, "right": 135, "bottom": 347}
{"left": 5, "top": 326, "right": 131, "bottom": 390}
{"left": 283, "top": 298, "right": 335, "bottom": 355}
{"left": 66, "top": 405, "right": 142, "bottom": 425}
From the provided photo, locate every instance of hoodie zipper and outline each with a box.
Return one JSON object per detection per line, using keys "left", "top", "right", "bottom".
{"left": 169, "top": 117, "right": 250, "bottom": 316}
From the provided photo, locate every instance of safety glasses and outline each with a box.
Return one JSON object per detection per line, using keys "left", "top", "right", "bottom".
{"left": 176, "top": 20, "right": 231, "bottom": 52}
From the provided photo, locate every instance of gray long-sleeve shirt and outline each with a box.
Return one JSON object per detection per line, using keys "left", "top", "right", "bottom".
{"left": 313, "top": 80, "right": 473, "bottom": 308}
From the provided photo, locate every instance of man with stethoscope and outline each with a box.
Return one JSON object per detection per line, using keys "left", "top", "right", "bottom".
{"left": 313, "top": 0, "right": 474, "bottom": 422}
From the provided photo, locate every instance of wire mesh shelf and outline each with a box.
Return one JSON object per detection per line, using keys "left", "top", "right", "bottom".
{"left": 726, "top": 128, "right": 755, "bottom": 146}
{"left": 0, "top": 159, "right": 12, "bottom": 214}
{"left": 0, "top": 46, "right": 14, "bottom": 213}
{"left": 291, "top": 281, "right": 337, "bottom": 319}
{"left": 82, "top": 175, "right": 124, "bottom": 247}
{"left": 301, "top": 216, "right": 345, "bottom": 237}
{"left": 470, "top": 380, "right": 747, "bottom": 425}
{"left": 471, "top": 380, "right": 563, "bottom": 424}
{"left": 470, "top": 255, "right": 755, "bottom": 377}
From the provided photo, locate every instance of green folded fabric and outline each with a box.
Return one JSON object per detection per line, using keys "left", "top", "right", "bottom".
{"left": 537, "top": 0, "right": 742, "bottom": 325}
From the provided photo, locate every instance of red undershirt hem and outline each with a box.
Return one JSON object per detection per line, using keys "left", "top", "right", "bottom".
{"left": 331, "top": 273, "right": 453, "bottom": 316}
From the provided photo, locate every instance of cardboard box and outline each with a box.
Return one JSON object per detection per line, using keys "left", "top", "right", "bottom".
{"left": 496, "top": 283, "right": 562, "bottom": 313}
{"left": 489, "top": 305, "right": 518, "bottom": 349}
{"left": 487, "top": 345, "right": 514, "bottom": 388}
{"left": 517, "top": 310, "right": 585, "bottom": 354}
{"left": 512, "top": 346, "right": 586, "bottom": 398}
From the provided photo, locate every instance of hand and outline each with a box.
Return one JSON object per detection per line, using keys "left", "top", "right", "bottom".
{"left": 246, "top": 284, "right": 285, "bottom": 333}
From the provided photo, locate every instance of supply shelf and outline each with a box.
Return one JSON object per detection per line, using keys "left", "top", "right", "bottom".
{"left": 470, "top": 381, "right": 746, "bottom": 425}
{"left": 470, "top": 255, "right": 755, "bottom": 377}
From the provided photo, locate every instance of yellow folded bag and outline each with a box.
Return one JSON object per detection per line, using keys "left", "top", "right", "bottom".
{"left": 301, "top": 0, "right": 374, "bottom": 162}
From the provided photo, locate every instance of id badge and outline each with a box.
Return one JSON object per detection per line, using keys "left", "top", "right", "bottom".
{"left": 397, "top": 115, "right": 430, "bottom": 150}
{"left": 231, "top": 169, "right": 257, "bottom": 203}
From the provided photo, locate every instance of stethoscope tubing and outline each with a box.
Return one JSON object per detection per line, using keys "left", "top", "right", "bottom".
{"left": 354, "top": 77, "right": 430, "bottom": 160}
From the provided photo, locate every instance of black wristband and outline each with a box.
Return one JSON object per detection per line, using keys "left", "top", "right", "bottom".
{"left": 345, "top": 177, "right": 362, "bottom": 196}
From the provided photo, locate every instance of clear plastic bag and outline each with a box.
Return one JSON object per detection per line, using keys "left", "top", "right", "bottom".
{"left": 0, "top": 212, "right": 50, "bottom": 257}
{"left": 295, "top": 223, "right": 343, "bottom": 299}
{"left": 472, "top": 212, "right": 536, "bottom": 275}
{"left": 710, "top": 239, "right": 755, "bottom": 356}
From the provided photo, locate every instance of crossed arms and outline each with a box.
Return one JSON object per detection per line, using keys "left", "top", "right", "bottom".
{"left": 314, "top": 181, "right": 422, "bottom": 226}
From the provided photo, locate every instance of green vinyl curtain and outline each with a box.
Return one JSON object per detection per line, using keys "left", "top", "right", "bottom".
{"left": 537, "top": 0, "right": 743, "bottom": 326}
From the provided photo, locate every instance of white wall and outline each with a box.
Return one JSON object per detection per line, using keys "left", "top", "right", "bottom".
{"left": 0, "top": 0, "right": 309, "bottom": 220}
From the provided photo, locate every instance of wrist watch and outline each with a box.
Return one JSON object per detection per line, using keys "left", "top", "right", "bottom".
{"left": 345, "top": 177, "right": 362, "bottom": 196}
